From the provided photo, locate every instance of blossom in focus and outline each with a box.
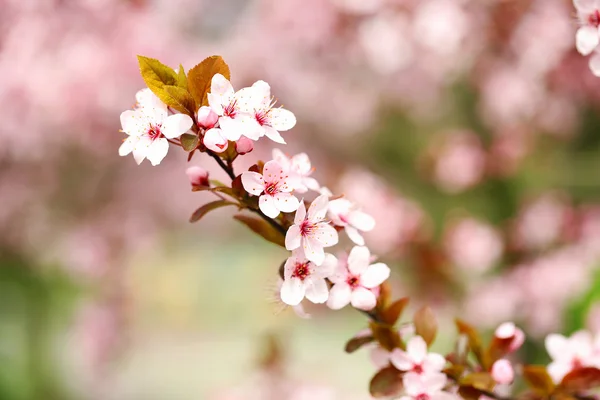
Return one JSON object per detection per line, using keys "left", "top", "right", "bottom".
{"left": 494, "top": 322, "right": 525, "bottom": 353}
{"left": 326, "top": 246, "right": 390, "bottom": 311}
{"left": 236, "top": 137, "right": 254, "bottom": 155}
{"left": 491, "top": 359, "right": 514, "bottom": 385}
{"left": 545, "top": 330, "right": 600, "bottom": 383}
{"left": 135, "top": 88, "right": 165, "bottom": 110}
{"left": 328, "top": 198, "right": 375, "bottom": 245}
{"left": 390, "top": 336, "right": 446, "bottom": 375}
{"left": 280, "top": 251, "right": 336, "bottom": 306}
{"left": 186, "top": 166, "right": 209, "bottom": 189}
{"left": 239, "top": 80, "right": 297, "bottom": 144}
{"left": 119, "top": 104, "right": 193, "bottom": 166}
{"left": 574, "top": 0, "right": 600, "bottom": 56}
{"left": 241, "top": 160, "right": 300, "bottom": 218}
{"left": 400, "top": 372, "right": 457, "bottom": 400}
{"left": 207, "top": 73, "right": 257, "bottom": 141}
{"left": 285, "top": 194, "right": 339, "bottom": 265}
{"left": 197, "top": 106, "right": 219, "bottom": 129}
{"left": 203, "top": 127, "right": 229, "bottom": 153}
{"left": 272, "top": 149, "right": 319, "bottom": 193}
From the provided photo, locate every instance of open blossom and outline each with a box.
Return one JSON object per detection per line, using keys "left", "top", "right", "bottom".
{"left": 240, "top": 81, "right": 297, "bottom": 144}
{"left": 327, "top": 246, "right": 390, "bottom": 311}
{"left": 391, "top": 336, "right": 446, "bottom": 375}
{"left": 241, "top": 161, "right": 300, "bottom": 218}
{"left": 207, "top": 74, "right": 257, "bottom": 141}
{"left": 285, "top": 194, "right": 339, "bottom": 265}
{"left": 328, "top": 198, "right": 375, "bottom": 246}
{"left": 272, "top": 149, "right": 319, "bottom": 193}
{"left": 119, "top": 102, "right": 193, "bottom": 166}
{"left": 400, "top": 372, "right": 457, "bottom": 400}
{"left": 545, "top": 331, "right": 600, "bottom": 383}
{"left": 575, "top": 0, "right": 600, "bottom": 56}
{"left": 280, "top": 251, "right": 336, "bottom": 306}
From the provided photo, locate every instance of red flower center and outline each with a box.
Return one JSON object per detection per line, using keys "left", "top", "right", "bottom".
{"left": 265, "top": 181, "right": 279, "bottom": 195}
{"left": 589, "top": 10, "right": 600, "bottom": 27}
{"left": 223, "top": 100, "right": 238, "bottom": 118}
{"left": 413, "top": 363, "right": 424, "bottom": 374}
{"left": 147, "top": 124, "right": 163, "bottom": 141}
{"left": 292, "top": 262, "right": 311, "bottom": 281}
{"left": 347, "top": 275, "right": 360, "bottom": 288}
{"left": 255, "top": 110, "right": 271, "bottom": 126}
{"left": 416, "top": 394, "right": 430, "bottom": 400}
{"left": 300, "top": 220, "right": 316, "bottom": 237}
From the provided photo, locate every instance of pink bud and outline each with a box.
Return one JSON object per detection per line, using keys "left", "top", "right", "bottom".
{"left": 203, "top": 128, "right": 228, "bottom": 153}
{"left": 197, "top": 106, "right": 218, "bottom": 129}
{"left": 186, "top": 166, "right": 209, "bottom": 188}
{"left": 495, "top": 322, "right": 525, "bottom": 353}
{"left": 491, "top": 359, "right": 514, "bottom": 385}
{"left": 235, "top": 137, "right": 254, "bottom": 155}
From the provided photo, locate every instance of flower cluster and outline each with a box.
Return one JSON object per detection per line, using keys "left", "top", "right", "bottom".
{"left": 574, "top": 0, "right": 600, "bottom": 75}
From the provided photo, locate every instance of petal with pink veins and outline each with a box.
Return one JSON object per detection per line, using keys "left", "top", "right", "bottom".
{"left": 119, "top": 136, "right": 138, "bottom": 156}
{"left": 390, "top": 349, "right": 415, "bottom": 371}
{"left": 348, "top": 210, "right": 376, "bottom": 231}
{"left": 319, "top": 253, "right": 338, "bottom": 278}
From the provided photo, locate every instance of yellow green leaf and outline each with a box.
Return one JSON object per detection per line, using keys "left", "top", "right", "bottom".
{"left": 177, "top": 64, "right": 188, "bottom": 90}
{"left": 137, "top": 55, "right": 178, "bottom": 93}
{"left": 180, "top": 133, "right": 199, "bottom": 152}
{"left": 523, "top": 365, "right": 555, "bottom": 396}
{"left": 187, "top": 55, "right": 231, "bottom": 108}
{"left": 162, "top": 85, "right": 196, "bottom": 116}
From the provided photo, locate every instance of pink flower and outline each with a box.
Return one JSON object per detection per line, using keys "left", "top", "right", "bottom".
{"left": 328, "top": 199, "right": 375, "bottom": 246}
{"left": 285, "top": 194, "right": 339, "bottom": 265}
{"left": 273, "top": 149, "right": 319, "bottom": 193}
{"left": 491, "top": 359, "right": 514, "bottom": 385}
{"left": 235, "top": 137, "right": 254, "bottom": 155}
{"left": 326, "top": 246, "right": 389, "bottom": 311}
{"left": 280, "top": 251, "right": 336, "bottom": 306}
{"left": 203, "top": 128, "right": 229, "bottom": 153}
{"left": 241, "top": 160, "right": 300, "bottom": 218}
{"left": 545, "top": 331, "right": 600, "bottom": 383}
{"left": 197, "top": 106, "right": 219, "bottom": 129}
{"left": 390, "top": 336, "right": 446, "bottom": 375}
{"left": 400, "top": 372, "right": 457, "bottom": 400}
{"left": 207, "top": 74, "right": 258, "bottom": 141}
{"left": 574, "top": 0, "right": 600, "bottom": 56}
{"left": 186, "top": 166, "right": 209, "bottom": 188}
{"left": 494, "top": 322, "right": 525, "bottom": 353}
{"left": 239, "top": 81, "right": 297, "bottom": 144}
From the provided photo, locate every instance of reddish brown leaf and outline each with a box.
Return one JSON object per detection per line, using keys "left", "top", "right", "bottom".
{"left": 345, "top": 334, "right": 375, "bottom": 354}
{"left": 370, "top": 321, "right": 402, "bottom": 352}
{"left": 559, "top": 367, "right": 600, "bottom": 392}
{"left": 187, "top": 55, "right": 231, "bottom": 108}
{"left": 189, "top": 200, "right": 236, "bottom": 223}
{"left": 381, "top": 297, "right": 410, "bottom": 326}
{"left": 414, "top": 306, "right": 437, "bottom": 346}
{"left": 523, "top": 365, "right": 555, "bottom": 396}
{"left": 455, "top": 319, "right": 486, "bottom": 367}
{"left": 369, "top": 367, "right": 403, "bottom": 398}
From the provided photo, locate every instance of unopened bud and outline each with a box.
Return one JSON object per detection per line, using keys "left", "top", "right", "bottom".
{"left": 197, "top": 106, "right": 218, "bottom": 129}
{"left": 186, "top": 166, "right": 209, "bottom": 188}
{"left": 235, "top": 137, "right": 254, "bottom": 155}
{"left": 491, "top": 359, "right": 514, "bottom": 384}
{"left": 495, "top": 322, "right": 525, "bottom": 353}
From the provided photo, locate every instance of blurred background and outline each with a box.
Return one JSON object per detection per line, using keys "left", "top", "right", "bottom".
{"left": 1, "top": 0, "right": 600, "bottom": 398}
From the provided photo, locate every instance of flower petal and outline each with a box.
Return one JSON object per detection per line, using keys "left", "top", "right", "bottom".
{"left": 345, "top": 226, "right": 365, "bottom": 245}
{"left": 146, "top": 138, "right": 169, "bottom": 166}
{"left": 328, "top": 263, "right": 349, "bottom": 284}
{"left": 294, "top": 201, "right": 307, "bottom": 225}
{"left": 407, "top": 336, "right": 428, "bottom": 363}
{"left": 424, "top": 353, "right": 447, "bottom": 373}
{"left": 308, "top": 194, "right": 329, "bottom": 221}
{"left": 547, "top": 360, "right": 571, "bottom": 384}
{"left": 203, "top": 128, "right": 228, "bottom": 153}
{"left": 263, "top": 126, "right": 287, "bottom": 144}
{"left": 272, "top": 148, "right": 291, "bottom": 170}
{"left": 313, "top": 223, "right": 339, "bottom": 247}
{"left": 270, "top": 108, "right": 297, "bottom": 131}
{"left": 545, "top": 334, "right": 568, "bottom": 360}
{"left": 280, "top": 277, "right": 305, "bottom": 306}
{"left": 577, "top": 26, "right": 599, "bottom": 56}
{"left": 285, "top": 225, "right": 302, "bottom": 250}
{"left": 361, "top": 262, "right": 391, "bottom": 288}
{"left": 304, "top": 237, "right": 325, "bottom": 265}
{"left": 162, "top": 114, "right": 193, "bottom": 139}
{"left": 259, "top": 195, "right": 280, "bottom": 218}
{"left": 319, "top": 253, "right": 338, "bottom": 278}
{"left": 119, "top": 136, "right": 138, "bottom": 156}
{"left": 403, "top": 372, "right": 426, "bottom": 396}
{"left": 423, "top": 372, "right": 448, "bottom": 393}
{"left": 241, "top": 172, "right": 265, "bottom": 196}
{"left": 304, "top": 278, "right": 329, "bottom": 304}
{"left": 275, "top": 192, "right": 300, "bottom": 213}
{"left": 326, "top": 282, "right": 352, "bottom": 310}
{"left": 283, "top": 255, "right": 297, "bottom": 281}
{"left": 263, "top": 160, "right": 285, "bottom": 184}
{"left": 590, "top": 51, "right": 600, "bottom": 77}
{"left": 347, "top": 246, "right": 371, "bottom": 275}
{"left": 348, "top": 210, "right": 376, "bottom": 231}
{"left": 390, "top": 349, "right": 414, "bottom": 371}
{"left": 211, "top": 73, "right": 234, "bottom": 97}
{"left": 218, "top": 116, "right": 244, "bottom": 141}
{"left": 350, "top": 287, "right": 377, "bottom": 310}
{"left": 120, "top": 110, "right": 143, "bottom": 135}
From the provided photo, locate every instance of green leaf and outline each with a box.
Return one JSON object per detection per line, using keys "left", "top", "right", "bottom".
{"left": 189, "top": 200, "right": 236, "bottom": 223}
{"left": 188, "top": 55, "right": 231, "bottom": 108}
{"left": 381, "top": 297, "right": 410, "bottom": 326}
{"left": 369, "top": 367, "right": 403, "bottom": 398}
{"left": 523, "top": 365, "right": 555, "bottom": 396}
{"left": 177, "top": 64, "right": 188, "bottom": 90}
{"left": 162, "top": 85, "right": 196, "bottom": 115}
{"left": 414, "top": 306, "right": 437, "bottom": 346}
{"left": 344, "top": 334, "right": 374, "bottom": 353}
{"left": 181, "top": 133, "right": 199, "bottom": 152}
{"left": 233, "top": 214, "right": 285, "bottom": 247}
{"left": 137, "top": 55, "right": 178, "bottom": 93}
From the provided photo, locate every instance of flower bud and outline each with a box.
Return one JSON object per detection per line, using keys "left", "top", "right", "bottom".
{"left": 235, "top": 137, "right": 254, "bottom": 155}
{"left": 491, "top": 359, "right": 514, "bottom": 384}
{"left": 197, "top": 106, "right": 218, "bottom": 129}
{"left": 495, "top": 322, "right": 525, "bottom": 353}
{"left": 203, "top": 128, "right": 228, "bottom": 153}
{"left": 186, "top": 166, "right": 209, "bottom": 188}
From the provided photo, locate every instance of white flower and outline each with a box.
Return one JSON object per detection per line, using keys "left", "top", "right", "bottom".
{"left": 285, "top": 194, "right": 339, "bottom": 265}
{"left": 241, "top": 160, "right": 300, "bottom": 218}
{"left": 326, "top": 246, "right": 389, "bottom": 311}
{"left": 207, "top": 74, "right": 259, "bottom": 141}
{"left": 545, "top": 331, "right": 600, "bottom": 383}
{"left": 119, "top": 103, "right": 193, "bottom": 166}
{"left": 328, "top": 199, "right": 375, "bottom": 245}
{"left": 239, "top": 80, "right": 297, "bottom": 144}
{"left": 400, "top": 372, "right": 457, "bottom": 400}
{"left": 390, "top": 336, "right": 446, "bottom": 375}
{"left": 203, "top": 128, "right": 229, "bottom": 153}
{"left": 574, "top": 0, "right": 600, "bottom": 56}
{"left": 280, "top": 251, "right": 337, "bottom": 306}
{"left": 273, "top": 149, "right": 320, "bottom": 193}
